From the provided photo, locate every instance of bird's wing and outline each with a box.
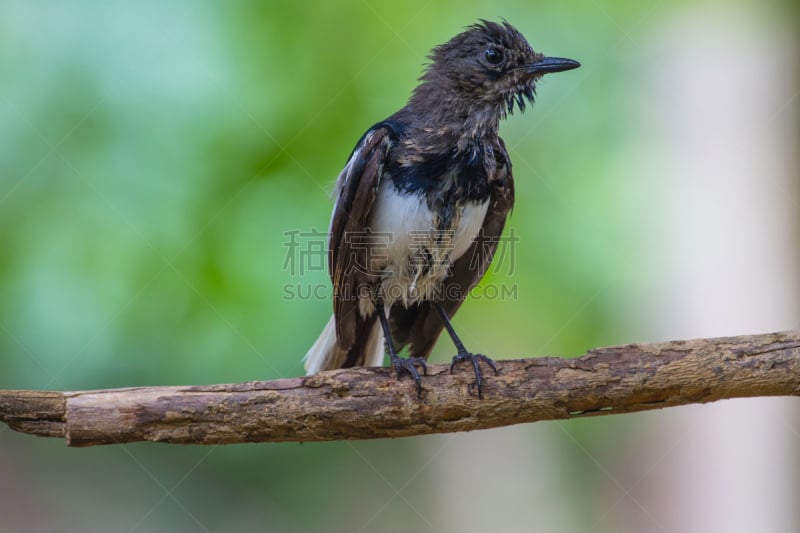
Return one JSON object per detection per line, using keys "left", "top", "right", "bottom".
{"left": 388, "top": 138, "right": 515, "bottom": 359}
{"left": 329, "top": 123, "right": 395, "bottom": 351}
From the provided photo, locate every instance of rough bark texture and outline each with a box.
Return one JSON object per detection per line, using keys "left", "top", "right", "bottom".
{"left": 1, "top": 331, "right": 798, "bottom": 447}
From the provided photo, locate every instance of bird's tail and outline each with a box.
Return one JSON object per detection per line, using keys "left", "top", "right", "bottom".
{"left": 304, "top": 314, "right": 384, "bottom": 374}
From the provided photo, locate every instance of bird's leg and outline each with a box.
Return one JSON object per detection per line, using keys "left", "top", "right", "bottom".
{"left": 435, "top": 304, "right": 497, "bottom": 398}
{"left": 376, "top": 304, "right": 427, "bottom": 397}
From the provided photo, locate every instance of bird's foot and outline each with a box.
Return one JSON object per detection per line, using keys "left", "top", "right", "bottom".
{"left": 390, "top": 354, "right": 428, "bottom": 397}
{"left": 450, "top": 352, "right": 498, "bottom": 398}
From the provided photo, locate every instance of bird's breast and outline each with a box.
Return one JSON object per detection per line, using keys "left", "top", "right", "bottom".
{"left": 371, "top": 180, "right": 488, "bottom": 262}
{"left": 370, "top": 181, "right": 436, "bottom": 267}
{"left": 369, "top": 179, "right": 488, "bottom": 306}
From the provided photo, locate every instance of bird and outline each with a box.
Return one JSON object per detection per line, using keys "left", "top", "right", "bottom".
{"left": 304, "top": 20, "right": 579, "bottom": 397}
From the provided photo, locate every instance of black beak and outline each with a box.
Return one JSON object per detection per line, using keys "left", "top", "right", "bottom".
{"left": 525, "top": 57, "right": 581, "bottom": 75}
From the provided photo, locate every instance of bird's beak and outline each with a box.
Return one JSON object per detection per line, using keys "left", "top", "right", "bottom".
{"left": 525, "top": 57, "right": 581, "bottom": 75}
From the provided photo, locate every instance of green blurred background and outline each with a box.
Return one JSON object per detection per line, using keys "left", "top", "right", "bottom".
{"left": 1, "top": 1, "right": 798, "bottom": 532}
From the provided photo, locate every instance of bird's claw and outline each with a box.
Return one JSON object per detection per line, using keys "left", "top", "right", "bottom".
{"left": 391, "top": 355, "right": 428, "bottom": 397}
{"left": 450, "top": 352, "right": 498, "bottom": 398}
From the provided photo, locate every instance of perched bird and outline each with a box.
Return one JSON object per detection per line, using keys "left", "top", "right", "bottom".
{"left": 304, "top": 20, "right": 579, "bottom": 396}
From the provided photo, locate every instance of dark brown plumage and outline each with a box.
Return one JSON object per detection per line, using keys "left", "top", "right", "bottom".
{"left": 305, "top": 20, "right": 579, "bottom": 396}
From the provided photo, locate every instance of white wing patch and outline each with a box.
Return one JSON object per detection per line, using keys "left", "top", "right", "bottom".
{"left": 451, "top": 200, "right": 489, "bottom": 261}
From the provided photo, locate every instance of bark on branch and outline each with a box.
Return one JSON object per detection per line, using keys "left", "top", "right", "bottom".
{"left": 1, "top": 331, "right": 799, "bottom": 447}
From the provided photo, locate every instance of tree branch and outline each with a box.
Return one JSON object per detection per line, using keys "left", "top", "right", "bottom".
{"left": 1, "top": 331, "right": 799, "bottom": 447}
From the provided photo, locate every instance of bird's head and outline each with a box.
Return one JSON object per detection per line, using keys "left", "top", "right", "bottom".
{"left": 412, "top": 20, "right": 579, "bottom": 127}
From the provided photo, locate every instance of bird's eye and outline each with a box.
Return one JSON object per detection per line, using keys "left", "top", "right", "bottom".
{"left": 484, "top": 47, "right": 504, "bottom": 65}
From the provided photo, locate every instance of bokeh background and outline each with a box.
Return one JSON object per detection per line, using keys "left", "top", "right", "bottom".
{"left": 1, "top": 1, "right": 798, "bottom": 532}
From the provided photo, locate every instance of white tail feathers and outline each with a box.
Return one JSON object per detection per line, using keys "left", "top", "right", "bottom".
{"left": 303, "top": 315, "right": 341, "bottom": 374}
{"left": 304, "top": 314, "right": 385, "bottom": 374}
{"left": 362, "top": 319, "right": 385, "bottom": 367}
